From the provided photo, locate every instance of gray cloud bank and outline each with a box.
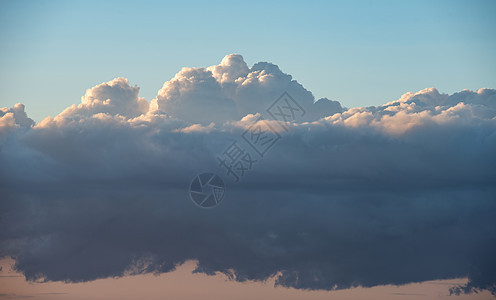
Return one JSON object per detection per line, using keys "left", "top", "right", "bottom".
{"left": 1, "top": 55, "right": 495, "bottom": 296}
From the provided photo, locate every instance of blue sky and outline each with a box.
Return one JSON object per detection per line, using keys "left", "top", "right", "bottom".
{"left": 1, "top": 0, "right": 495, "bottom": 121}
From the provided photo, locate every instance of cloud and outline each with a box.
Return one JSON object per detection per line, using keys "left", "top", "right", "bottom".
{"left": 0, "top": 55, "right": 495, "bottom": 296}
{"left": 150, "top": 54, "right": 342, "bottom": 125}
{"left": 37, "top": 78, "right": 149, "bottom": 128}
{"left": 0, "top": 104, "right": 34, "bottom": 138}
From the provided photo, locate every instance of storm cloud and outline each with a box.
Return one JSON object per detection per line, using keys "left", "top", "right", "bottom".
{"left": 1, "top": 55, "right": 495, "bottom": 296}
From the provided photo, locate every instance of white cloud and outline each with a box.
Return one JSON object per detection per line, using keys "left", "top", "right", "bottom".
{"left": 49, "top": 77, "right": 149, "bottom": 125}
{"left": 149, "top": 54, "right": 342, "bottom": 125}
{"left": 0, "top": 103, "right": 34, "bottom": 138}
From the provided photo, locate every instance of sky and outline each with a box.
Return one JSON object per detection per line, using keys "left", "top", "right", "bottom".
{"left": 1, "top": 1, "right": 496, "bottom": 300}
{"left": 0, "top": 258, "right": 493, "bottom": 300}
{"left": 1, "top": 0, "right": 496, "bottom": 122}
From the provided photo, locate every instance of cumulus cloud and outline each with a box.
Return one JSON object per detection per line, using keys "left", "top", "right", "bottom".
{"left": 0, "top": 55, "right": 495, "bottom": 296}
{"left": 0, "top": 103, "right": 34, "bottom": 138}
{"left": 39, "top": 77, "right": 149, "bottom": 126}
{"left": 150, "top": 54, "right": 342, "bottom": 125}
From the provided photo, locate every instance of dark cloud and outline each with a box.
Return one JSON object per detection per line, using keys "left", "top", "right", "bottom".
{"left": 0, "top": 55, "right": 495, "bottom": 296}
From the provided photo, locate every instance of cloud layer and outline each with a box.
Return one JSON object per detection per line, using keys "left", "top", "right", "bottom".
{"left": 1, "top": 55, "right": 495, "bottom": 296}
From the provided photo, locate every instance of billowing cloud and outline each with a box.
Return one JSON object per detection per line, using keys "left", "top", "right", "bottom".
{"left": 150, "top": 54, "right": 342, "bottom": 124}
{"left": 0, "top": 103, "right": 34, "bottom": 137}
{"left": 41, "top": 77, "right": 149, "bottom": 126}
{"left": 0, "top": 55, "right": 495, "bottom": 296}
